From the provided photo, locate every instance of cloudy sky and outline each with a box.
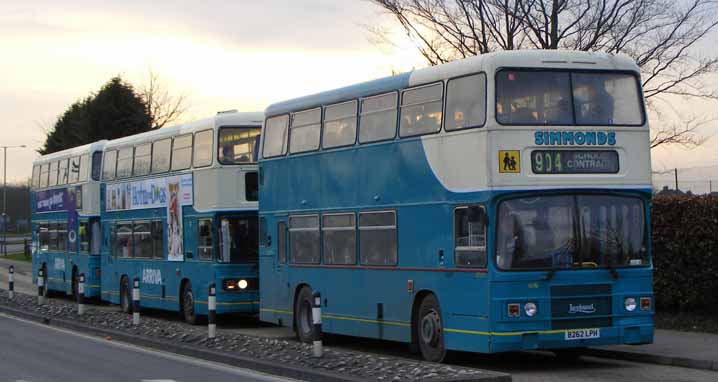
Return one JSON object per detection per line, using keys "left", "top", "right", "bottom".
{"left": 1, "top": 0, "right": 717, "bottom": 183}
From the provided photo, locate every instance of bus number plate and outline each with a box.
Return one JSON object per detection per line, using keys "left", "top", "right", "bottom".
{"left": 565, "top": 328, "right": 600, "bottom": 340}
{"left": 531, "top": 150, "right": 619, "bottom": 174}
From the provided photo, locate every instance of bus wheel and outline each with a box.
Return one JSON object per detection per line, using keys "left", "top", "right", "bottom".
{"left": 293, "top": 286, "right": 317, "bottom": 343}
{"left": 416, "top": 294, "right": 446, "bottom": 363}
{"left": 182, "top": 282, "right": 198, "bottom": 325}
{"left": 120, "top": 277, "right": 132, "bottom": 314}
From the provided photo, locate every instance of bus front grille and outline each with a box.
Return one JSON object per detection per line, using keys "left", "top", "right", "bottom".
{"left": 550, "top": 284, "right": 612, "bottom": 330}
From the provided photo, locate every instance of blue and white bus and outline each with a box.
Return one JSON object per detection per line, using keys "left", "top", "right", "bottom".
{"left": 258, "top": 50, "right": 654, "bottom": 361}
{"left": 100, "top": 111, "right": 263, "bottom": 323}
{"left": 31, "top": 141, "right": 106, "bottom": 300}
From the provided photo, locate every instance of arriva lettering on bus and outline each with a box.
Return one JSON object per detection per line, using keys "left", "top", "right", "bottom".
{"left": 534, "top": 131, "right": 616, "bottom": 146}
{"left": 142, "top": 269, "right": 162, "bottom": 285}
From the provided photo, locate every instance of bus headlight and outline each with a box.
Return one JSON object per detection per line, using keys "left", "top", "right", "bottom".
{"left": 624, "top": 297, "right": 637, "bottom": 312}
{"left": 524, "top": 302, "right": 537, "bottom": 317}
{"left": 238, "top": 279, "right": 248, "bottom": 290}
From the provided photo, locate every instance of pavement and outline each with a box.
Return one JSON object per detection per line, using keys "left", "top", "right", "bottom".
{"left": 0, "top": 312, "right": 299, "bottom": 382}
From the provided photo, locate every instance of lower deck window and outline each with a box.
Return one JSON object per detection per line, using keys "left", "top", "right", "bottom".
{"left": 219, "top": 216, "right": 259, "bottom": 263}
{"left": 133, "top": 221, "right": 153, "bottom": 258}
{"left": 112, "top": 220, "right": 164, "bottom": 259}
{"left": 198, "top": 219, "right": 213, "bottom": 260}
{"left": 359, "top": 211, "right": 397, "bottom": 266}
{"left": 454, "top": 206, "right": 487, "bottom": 267}
{"left": 322, "top": 213, "right": 356, "bottom": 265}
{"left": 289, "top": 215, "right": 320, "bottom": 264}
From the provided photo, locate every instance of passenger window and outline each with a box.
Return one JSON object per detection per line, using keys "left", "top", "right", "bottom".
{"left": 278, "top": 221, "right": 287, "bottom": 263}
{"left": 57, "top": 159, "right": 69, "bottom": 185}
{"left": 40, "top": 164, "right": 49, "bottom": 188}
{"left": 359, "top": 92, "right": 397, "bottom": 143}
{"left": 400, "top": 82, "right": 443, "bottom": 137}
{"left": 322, "top": 213, "right": 356, "bottom": 265}
{"left": 39, "top": 224, "right": 49, "bottom": 251}
{"left": 171, "top": 134, "right": 193, "bottom": 171}
{"left": 133, "top": 143, "right": 152, "bottom": 176}
{"left": 198, "top": 219, "right": 213, "bottom": 261}
{"left": 262, "top": 115, "right": 289, "bottom": 158}
{"left": 359, "top": 211, "right": 397, "bottom": 266}
{"left": 151, "top": 138, "right": 172, "bottom": 173}
{"left": 133, "top": 221, "right": 152, "bottom": 258}
{"left": 446, "top": 74, "right": 487, "bottom": 131}
{"left": 49, "top": 161, "right": 59, "bottom": 186}
{"left": 289, "top": 215, "right": 320, "bottom": 264}
{"left": 79, "top": 222, "right": 89, "bottom": 253}
{"left": 115, "top": 222, "right": 133, "bottom": 258}
{"left": 31, "top": 165, "right": 39, "bottom": 188}
{"left": 90, "top": 152, "right": 102, "bottom": 181}
{"left": 323, "top": 101, "right": 357, "bottom": 148}
{"left": 454, "top": 206, "right": 487, "bottom": 267}
{"left": 194, "top": 130, "right": 214, "bottom": 168}
{"left": 218, "top": 127, "right": 261, "bottom": 164}
{"left": 152, "top": 221, "right": 164, "bottom": 259}
{"left": 77, "top": 154, "right": 89, "bottom": 183}
{"left": 102, "top": 150, "right": 118, "bottom": 180}
{"left": 289, "top": 108, "right": 321, "bottom": 154}
{"left": 116, "top": 147, "right": 134, "bottom": 179}
{"left": 68, "top": 157, "right": 81, "bottom": 184}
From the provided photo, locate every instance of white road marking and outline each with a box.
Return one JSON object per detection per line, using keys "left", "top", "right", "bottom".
{"left": 141, "top": 380, "right": 178, "bottom": 382}
{"left": 0, "top": 313, "right": 302, "bottom": 382}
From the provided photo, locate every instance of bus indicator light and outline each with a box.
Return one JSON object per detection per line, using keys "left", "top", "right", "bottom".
{"left": 407, "top": 280, "right": 414, "bottom": 294}
{"left": 640, "top": 297, "right": 651, "bottom": 311}
{"left": 508, "top": 303, "right": 520, "bottom": 317}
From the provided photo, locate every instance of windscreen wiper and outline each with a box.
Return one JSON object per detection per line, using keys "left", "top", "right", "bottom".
{"left": 606, "top": 252, "right": 619, "bottom": 280}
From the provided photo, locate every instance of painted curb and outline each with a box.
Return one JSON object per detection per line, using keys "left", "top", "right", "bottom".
{"left": 0, "top": 304, "right": 511, "bottom": 382}
{"left": 583, "top": 348, "right": 718, "bottom": 371}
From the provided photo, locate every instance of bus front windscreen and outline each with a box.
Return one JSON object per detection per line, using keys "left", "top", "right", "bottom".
{"left": 496, "top": 194, "right": 648, "bottom": 270}
{"left": 218, "top": 127, "right": 261, "bottom": 164}
{"left": 496, "top": 71, "right": 644, "bottom": 126}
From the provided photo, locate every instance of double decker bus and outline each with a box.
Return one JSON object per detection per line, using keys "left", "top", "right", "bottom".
{"left": 100, "top": 111, "right": 263, "bottom": 323}
{"left": 258, "top": 50, "right": 654, "bottom": 361}
{"left": 31, "top": 141, "right": 106, "bottom": 300}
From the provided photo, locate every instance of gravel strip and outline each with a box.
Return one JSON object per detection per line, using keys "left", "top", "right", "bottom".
{"left": 0, "top": 290, "right": 505, "bottom": 381}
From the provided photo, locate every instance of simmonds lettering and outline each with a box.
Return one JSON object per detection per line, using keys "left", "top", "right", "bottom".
{"left": 568, "top": 303, "right": 597, "bottom": 314}
{"left": 535, "top": 131, "right": 616, "bottom": 146}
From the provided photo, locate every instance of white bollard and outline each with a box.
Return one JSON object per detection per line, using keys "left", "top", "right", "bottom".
{"left": 132, "top": 277, "right": 140, "bottom": 325}
{"left": 37, "top": 268, "right": 45, "bottom": 305}
{"left": 208, "top": 283, "right": 217, "bottom": 339}
{"left": 312, "top": 291, "right": 323, "bottom": 358}
{"left": 78, "top": 273, "right": 86, "bottom": 315}
{"left": 8, "top": 265, "right": 15, "bottom": 299}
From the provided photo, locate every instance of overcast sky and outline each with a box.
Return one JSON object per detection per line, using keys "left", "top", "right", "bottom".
{"left": 1, "top": 0, "right": 717, "bottom": 183}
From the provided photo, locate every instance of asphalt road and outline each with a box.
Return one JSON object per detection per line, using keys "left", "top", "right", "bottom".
{"left": 0, "top": 313, "right": 300, "bottom": 382}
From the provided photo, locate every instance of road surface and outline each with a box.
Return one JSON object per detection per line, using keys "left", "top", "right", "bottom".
{"left": 0, "top": 313, "right": 300, "bottom": 382}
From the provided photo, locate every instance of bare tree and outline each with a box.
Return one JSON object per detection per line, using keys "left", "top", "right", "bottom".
{"left": 140, "top": 70, "right": 189, "bottom": 129}
{"left": 368, "top": 0, "right": 718, "bottom": 148}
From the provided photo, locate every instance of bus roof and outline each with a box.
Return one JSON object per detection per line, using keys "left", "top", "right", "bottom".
{"left": 33, "top": 140, "right": 107, "bottom": 166}
{"left": 103, "top": 111, "right": 263, "bottom": 151}
{"left": 265, "top": 50, "right": 639, "bottom": 117}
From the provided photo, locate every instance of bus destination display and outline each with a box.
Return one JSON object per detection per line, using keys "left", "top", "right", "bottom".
{"left": 531, "top": 150, "right": 619, "bottom": 174}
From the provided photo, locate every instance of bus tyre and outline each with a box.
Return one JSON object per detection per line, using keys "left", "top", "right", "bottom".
{"left": 416, "top": 294, "right": 446, "bottom": 363}
{"left": 120, "top": 277, "right": 132, "bottom": 314}
{"left": 294, "top": 286, "right": 318, "bottom": 343}
{"left": 182, "top": 282, "right": 198, "bottom": 325}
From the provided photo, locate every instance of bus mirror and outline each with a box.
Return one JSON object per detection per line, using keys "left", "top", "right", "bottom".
{"left": 221, "top": 219, "right": 231, "bottom": 263}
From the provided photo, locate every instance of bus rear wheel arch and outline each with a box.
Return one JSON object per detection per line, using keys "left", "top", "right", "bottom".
{"left": 293, "top": 285, "right": 318, "bottom": 343}
{"left": 412, "top": 292, "right": 447, "bottom": 363}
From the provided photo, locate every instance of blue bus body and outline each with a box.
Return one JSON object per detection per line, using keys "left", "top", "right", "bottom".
{"left": 259, "top": 50, "right": 654, "bottom": 360}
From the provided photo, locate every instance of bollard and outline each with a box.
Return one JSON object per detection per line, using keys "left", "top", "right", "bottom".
{"left": 312, "top": 291, "right": 323, "bottom": 358}
{"left": 132, "top": 277, "right": 140, "bottom": 325}
{"left": 37, "top": 268, "right": 45, "bottom": 305}
{"left": 8, "top": 265, "right": 14, "bottom": 299}
{"left": 208, "top": 283, "right": 217, "bottom": 339}
{"left": 78, "top": 273, "right": 86, "bottom": 315}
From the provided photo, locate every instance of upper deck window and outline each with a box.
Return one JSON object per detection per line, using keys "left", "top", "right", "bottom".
{"left": 31, "top": 165, "right": 40, "bottom": 188}
{"left": 359, "top": 92, "right": 397, "bottom": 143}
{"left": 218, "top": 127, "right": 261, "bottom": 164}
{"left": 446, "top": 73, "right": 487, "bottom": 131}
{"left": 400, "top": 82, "right": 443, "bottom": 137}
{"left": 171, "top": 134, "right": 193, "bottom": 171}
{"left": 57, "top": 159, "right": 69, "bottom": 185}
{"left": 263, "top": 115, "right": 289, "bottom": 158}
{"left": 323, "top": 100, "right": 358, "bottom": 148}
{"left": 102, "top": 150, "right": 117, "bottom": 180}
{"left": 49, "top": 161, "right": 59, "bottom": 187}
{"left": 496, "top": 70, "right": 644, "bottom": 126}
{"left": 91, "top": 152, "right": 102, "bottom": 181}
{"left": 40, "top": 164, "right": 49, "bottom": 188}
{"left": 193, "top": 129, "right": 214, "bottom": 167}
{"left": 151, "top": 138, "right": 171, "bottom": 173}
{"left": 133, "top": 143, "right": 152, "bottom": 176}
{"left": 68, "top": 156, "right": 81, "bottom": 183}
{"left": 289, "top": 108, "right": 321, "bottom": 154}
{"left": 116, "top": 147, "right": 134, "bottom": 179}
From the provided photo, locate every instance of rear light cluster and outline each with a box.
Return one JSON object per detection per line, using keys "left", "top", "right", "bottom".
{"left": 507, "top": 302, "right": 538, "bottom": 318}
{"left": 624, "top": 296, "right": 652, "bottom": 311}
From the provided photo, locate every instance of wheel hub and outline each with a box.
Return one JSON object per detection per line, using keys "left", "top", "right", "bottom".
{"left": 420, "top": 310, "right": 441, "bottom": 346}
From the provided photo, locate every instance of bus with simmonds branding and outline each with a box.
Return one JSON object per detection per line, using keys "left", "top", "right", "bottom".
{"left": 30, "top": 141, "right": 106, "bottom": 301}
{"left": 258, "top": 50, "right": 653, "bottom": 361}
{"left": 100, "top": 111, "right": 262, "bottom": 323}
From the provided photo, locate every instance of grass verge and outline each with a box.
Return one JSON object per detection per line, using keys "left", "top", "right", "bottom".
{"left": 1, "top": 252, "right": 31, "bottom": 262}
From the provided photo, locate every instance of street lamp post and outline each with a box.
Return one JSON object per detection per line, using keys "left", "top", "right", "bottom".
{"left": 1, "top": 145, "right": 26, "bottom": 255}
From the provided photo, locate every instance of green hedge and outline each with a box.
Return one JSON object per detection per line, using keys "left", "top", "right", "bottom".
{"left": 652, "top": 195, "right": 718, "bottom": 312}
